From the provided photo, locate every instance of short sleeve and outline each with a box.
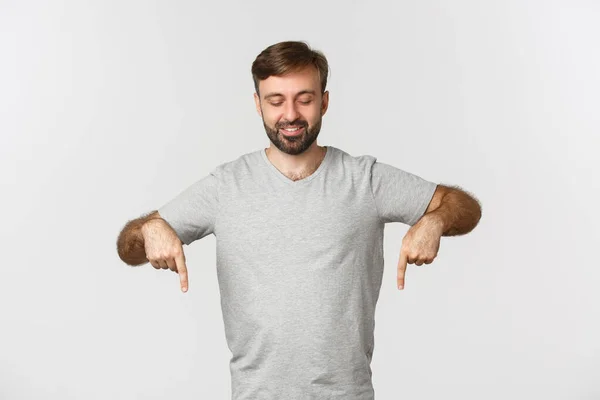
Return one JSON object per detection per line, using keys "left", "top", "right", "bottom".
{"left": 370, "top": 161, "right": 437, "bottom": 225}
{"left": 157, "top": 169, "right": 220, "bottom": 245}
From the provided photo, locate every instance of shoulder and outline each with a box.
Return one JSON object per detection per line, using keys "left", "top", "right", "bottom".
{"left": 331, "top": 146, "right": 378, "bottom": 173}
{"left": 209, "top": 148, "right": 264, "bottom": 180}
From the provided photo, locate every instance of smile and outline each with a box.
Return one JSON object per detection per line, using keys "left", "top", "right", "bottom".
{"left": 279, "top": 126, "right": 305, "bottom": 136}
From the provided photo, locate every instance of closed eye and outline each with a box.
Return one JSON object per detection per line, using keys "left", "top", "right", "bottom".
{"left": 269, "top": 101, "right": 311, "bottom": 107}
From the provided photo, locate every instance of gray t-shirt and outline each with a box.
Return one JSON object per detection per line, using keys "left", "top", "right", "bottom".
{"left": 158, "top": 145, "right": 437, "bottom": 400}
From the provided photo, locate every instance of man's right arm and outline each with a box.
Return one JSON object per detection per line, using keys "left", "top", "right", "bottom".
{"left": 116, "top": 210, "right": 168, "bottom": 266}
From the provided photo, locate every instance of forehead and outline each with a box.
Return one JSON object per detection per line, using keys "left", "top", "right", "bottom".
{"left": 259, "top": 66, "right": 320, "bottom": 98}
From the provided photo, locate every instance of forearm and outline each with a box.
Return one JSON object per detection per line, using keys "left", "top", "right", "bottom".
{"left": 424, "top": 188, "right": 482, "bottom": 236}
{"left": 116, "top": 211, "right": 161, "bottom": 266}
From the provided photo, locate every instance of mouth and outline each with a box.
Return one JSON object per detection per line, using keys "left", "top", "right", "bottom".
{"left": 279, "top": 126, "right": 305, "bottom": 137}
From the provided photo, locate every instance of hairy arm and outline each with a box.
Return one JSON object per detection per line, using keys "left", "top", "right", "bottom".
{"left": 422, "top": 185, "right": 482, "bottom": 236}
{"left": 116, "top": 210, "right": 164, "bottom": 266}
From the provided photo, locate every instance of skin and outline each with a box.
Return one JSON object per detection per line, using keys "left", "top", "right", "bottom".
{"left": 116, "top": 210, "right": 189, "bottom": 292}
{"left": 252, "top": 65, "right": 482, "bottom": 291}
{"left": 141, "top": 217, "right": 189, "bottom": 292}
{"left": 116, "top": 66, "right": 331, "bottom": 293}
{"left": 254, "top": 65, "right": 330, "bottom": 180}
{"left": 117, "top": 65, "right": 482, "bottom": 294}
{"left": 397, "top": 185, "right": 482, "bottom": 290}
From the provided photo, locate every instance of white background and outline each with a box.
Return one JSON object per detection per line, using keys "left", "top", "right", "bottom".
{"left": 1, "top": 1, "right": 598, "bottom": 399}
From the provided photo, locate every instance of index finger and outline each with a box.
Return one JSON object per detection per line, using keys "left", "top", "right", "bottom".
{"left": 175, "top": 251, "right": 188, "bottom": 293}
{"left": 397, "top": 249, "right": 407, "bottom": 290}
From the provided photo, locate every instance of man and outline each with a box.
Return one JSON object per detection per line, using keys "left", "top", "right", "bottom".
{"left": 117, "top": 40, "right": 481, "bottom": 400}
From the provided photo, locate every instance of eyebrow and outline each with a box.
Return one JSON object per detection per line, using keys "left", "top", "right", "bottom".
{"left": 263, "top": 90, "right": 316, "bottom": 100}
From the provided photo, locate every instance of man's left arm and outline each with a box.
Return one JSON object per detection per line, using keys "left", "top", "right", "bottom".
{"left": 420, "top": 184, "right": 482, "bottom": 236}
{"left": 396, "top": 184, "right": 482, "bottom": 290}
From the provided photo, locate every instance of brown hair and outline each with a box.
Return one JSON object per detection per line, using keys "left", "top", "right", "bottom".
{"left": 251, "top": 40, "right": 330, "bottom": 96}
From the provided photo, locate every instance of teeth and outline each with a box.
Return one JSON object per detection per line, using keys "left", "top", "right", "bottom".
{"left": 283, "top": 127, "right": 300, "bottom": 131}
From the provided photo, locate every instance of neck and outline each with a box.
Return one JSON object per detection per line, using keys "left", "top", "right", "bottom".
{"left": 265, "top": 144, "right": 327, "bottom": 180}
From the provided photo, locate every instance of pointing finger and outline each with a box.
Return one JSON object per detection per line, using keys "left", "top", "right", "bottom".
{"left": 175, "top": 251, "right": 188, "bottom": 293}
{"left": 397, "top": 249, "right": 407, "bottom": 290}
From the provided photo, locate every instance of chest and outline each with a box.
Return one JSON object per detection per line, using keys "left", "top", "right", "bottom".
{"left": 215, "top": 187, "right": 378, "bottom": 264}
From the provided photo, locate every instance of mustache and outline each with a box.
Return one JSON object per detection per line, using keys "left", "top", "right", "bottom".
{"left": 277, "top": 121, "right": 308, "bottom": 129}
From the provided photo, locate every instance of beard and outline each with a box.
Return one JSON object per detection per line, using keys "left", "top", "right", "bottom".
{"left": 262, "top": 116, "right": 322, "bottom": 156}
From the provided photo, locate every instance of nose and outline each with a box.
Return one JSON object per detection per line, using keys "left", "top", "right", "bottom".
{"left": 282, "top": 101, "right": 300, "bottom": 123}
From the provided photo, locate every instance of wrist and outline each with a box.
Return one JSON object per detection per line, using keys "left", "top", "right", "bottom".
{"left": 421, "top": 211, "right": 447, "bottom": 236}
{"left": 140, "top": 217, "right": 162, "bottom": 236}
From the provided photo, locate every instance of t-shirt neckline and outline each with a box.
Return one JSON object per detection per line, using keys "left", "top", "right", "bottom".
{"left": 260, "top": 145, "right": 333, "bottom": 186}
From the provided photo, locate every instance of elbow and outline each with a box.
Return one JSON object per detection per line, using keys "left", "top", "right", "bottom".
{"left": 116, "top": 221, "right": 148, "bottom": 267}
{"left": 468, "top": 196, "right": 483, "bottom": 233}
{"left": 116, "top": 233, "right": 137, "bottom": 266}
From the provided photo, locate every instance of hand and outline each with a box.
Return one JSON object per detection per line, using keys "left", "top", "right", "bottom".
{"left": 141, "top": 219, "right": 189, "bottom": 293}
{"left": 397, "top": 214, "right": 444, "bottom": 290}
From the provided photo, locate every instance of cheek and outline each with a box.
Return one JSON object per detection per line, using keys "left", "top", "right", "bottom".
{"left": 261, "top": 111, "right": 278, "bottom": 126}
{"left": 306, "top": 108, "right": 322, "bottom": 124}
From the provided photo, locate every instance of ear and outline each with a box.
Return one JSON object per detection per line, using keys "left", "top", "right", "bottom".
{"left": 254, "top": 92, "right": 262, "bottom": 117}
{"left": 320, "top": 90, "right": 329, "bottom": 116}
